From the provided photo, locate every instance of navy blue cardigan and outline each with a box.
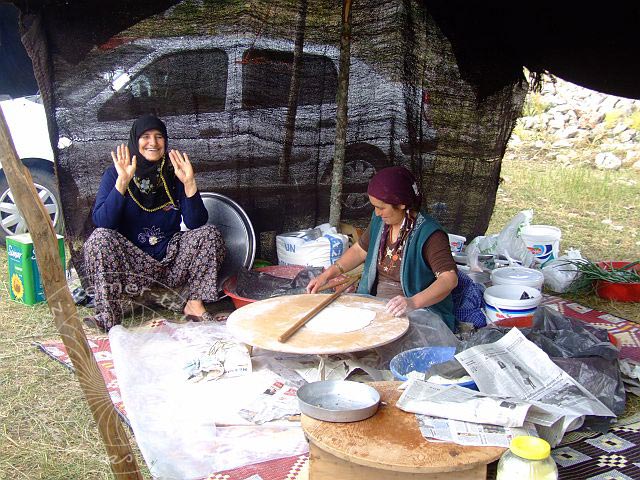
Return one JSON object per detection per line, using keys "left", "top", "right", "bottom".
{"left": 92, "top": 165, "right": 208, "bottom": 259}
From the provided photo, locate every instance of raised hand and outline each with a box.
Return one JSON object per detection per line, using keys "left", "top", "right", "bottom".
{"left": 111, "top": 144, "right": 136, "bottom": 195}
{"left": 168, "top": 149, "right": 197, "bottom": 196}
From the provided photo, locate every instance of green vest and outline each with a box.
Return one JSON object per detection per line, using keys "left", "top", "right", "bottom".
{"left": 356, "top": 210, "right": 455, "bottom": 331}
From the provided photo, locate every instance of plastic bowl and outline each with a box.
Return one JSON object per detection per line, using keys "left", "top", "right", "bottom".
{"left": 594, "top": 261, "right": 640, "bottom": 303}
{"left": 222, "top": 265, "right": 305, "bottom": 309}
{"left": 389, "top": 346, "right": 477, "bottom": 389}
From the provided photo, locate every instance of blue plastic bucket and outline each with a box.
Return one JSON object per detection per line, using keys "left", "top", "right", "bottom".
{"left": 389, "top": 346, "right": 477, "bottom": 389}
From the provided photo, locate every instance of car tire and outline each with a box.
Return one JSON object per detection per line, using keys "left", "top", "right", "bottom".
{"left": 340, "top": 150, "right": 389, "bottom": 214}
{"left": 0, "top": 167, "right": 64, "bottom": 245}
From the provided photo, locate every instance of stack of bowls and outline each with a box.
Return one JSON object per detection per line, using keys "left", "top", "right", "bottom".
{"left": 484, "top": 267, "right": 544, "bottom": 324}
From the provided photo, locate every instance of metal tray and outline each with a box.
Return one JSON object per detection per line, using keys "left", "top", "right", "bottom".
{"left": 200, "top": 192, "right": 256, "bottom": 289}
{"left": 297, "top": 380, "right": 380, "bottom": 422}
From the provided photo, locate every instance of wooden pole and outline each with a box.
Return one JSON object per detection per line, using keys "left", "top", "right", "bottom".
{"left": 0, "top": 109, "right": 142, "bottom": 478}
{"left": 328, "top": 0, "right": 353, "bottom": 228}
{"left": 279, "top": 0, "right": 308, "bottom": 183}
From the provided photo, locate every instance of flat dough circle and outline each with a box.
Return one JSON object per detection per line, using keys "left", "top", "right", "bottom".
{"left": 304, "top": 305, "right": 376, "bottom": 333}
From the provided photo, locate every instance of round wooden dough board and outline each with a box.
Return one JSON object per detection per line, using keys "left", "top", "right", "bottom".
{"left": 226, "top": 294, "right": 409, "bottom": 354}
{"left": 302, "top": 381, "right": 505, "bottom": 473}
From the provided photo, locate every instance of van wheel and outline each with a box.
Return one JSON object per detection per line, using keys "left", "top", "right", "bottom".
{"left": 0, "top": 168, "right": 64, "bottom": 245}
{"left": 341, "top": 152, "right": 389, "bottom": 213}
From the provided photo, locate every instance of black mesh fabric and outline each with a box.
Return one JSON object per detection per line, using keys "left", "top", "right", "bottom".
{"left": 18, "top": 0, "right": 526, "bottom": 275}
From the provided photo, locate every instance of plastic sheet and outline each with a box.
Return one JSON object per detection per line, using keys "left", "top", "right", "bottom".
{"left": 373, "top": 308, "right": 459, "bottom": 368}
{"left": 235, "top": 266, "right": 323, "bottom": 300}
{"left": 109, "top": 322, "right": 307, "bottom": 479}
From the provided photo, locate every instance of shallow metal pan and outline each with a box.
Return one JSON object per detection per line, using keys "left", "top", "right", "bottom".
{"left": 297, "top": 380, "right": 380, "bottom": 422}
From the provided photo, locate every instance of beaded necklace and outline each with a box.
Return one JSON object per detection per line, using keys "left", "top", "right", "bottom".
{"left": 378, "top": 209, "right": 414, "bottom": 273}
{"left": 126, "top": 154, "right": 177, "bottom": 212}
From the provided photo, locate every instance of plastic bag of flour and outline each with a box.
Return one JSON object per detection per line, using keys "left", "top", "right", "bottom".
{"left": 276, "top": 223, "right": 349, "bottom": 268}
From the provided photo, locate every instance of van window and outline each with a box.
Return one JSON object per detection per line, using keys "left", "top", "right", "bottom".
{"left": 98, "top": 49, "right": 228, "bottom": 121}
{"left": 242, "top": 48, "right": 337, "bottom": 109}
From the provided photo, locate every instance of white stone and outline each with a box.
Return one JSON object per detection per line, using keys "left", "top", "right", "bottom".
{"left": 551, "top": 104, "right": 573, "bottom": 113}
{"left": 595, "top": 152, "right": 622, "bottom": 170}
{"left": 559, "top": 126, "right": 580, "bottom": 139}
{"left": 625, "top": 150, "right": 640, "bottom": 162}
{"left": 600, "top": 97, "right": 621, "bottom": 111}
{"left": 549, "top": 118, "right": 565, "bottom": 129}
{"left": 612, "top": 123, "right": 628, "bottom": 135}
{"left": 619, "top": 130, "right": 636, "bottom": 143}
{"left": 632, "top": 160, "right": 640, "bottom": 170}
{"left": 552, "top": 139, "right": 573, "bottom": 148}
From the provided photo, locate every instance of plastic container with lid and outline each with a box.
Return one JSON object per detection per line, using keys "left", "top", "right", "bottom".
{"left": 491, "top": 266, "right": 545, "bottom": 290}
{"left": 496, "top": 436, "right": 558, "bottom": 480}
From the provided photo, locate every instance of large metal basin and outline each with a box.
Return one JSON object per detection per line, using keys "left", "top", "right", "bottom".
{"left": 297, "top": 380, "right": 380, "bottom": 423}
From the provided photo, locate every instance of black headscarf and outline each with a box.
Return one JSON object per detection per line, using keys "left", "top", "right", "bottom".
{"left": 126, "top": 114, "right": 177, "bottom": 212}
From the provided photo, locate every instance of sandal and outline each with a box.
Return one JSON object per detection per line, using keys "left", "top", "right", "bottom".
{"left": 83, "top": 316, "right": 109, "bottom": 333}
{"left": 184, "top": 312, "right": 219, "bottom": 322}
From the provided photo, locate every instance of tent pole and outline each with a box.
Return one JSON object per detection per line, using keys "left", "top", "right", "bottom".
{"left": 329, "top": 0, "right": 353, "bottom": 228}
{"left": 0, "top": 110, "right": 142, "bottom": 479}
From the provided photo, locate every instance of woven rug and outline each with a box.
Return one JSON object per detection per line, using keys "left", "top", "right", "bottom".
{"left": 36, "top": 299, "right": 640, "bottom": 479}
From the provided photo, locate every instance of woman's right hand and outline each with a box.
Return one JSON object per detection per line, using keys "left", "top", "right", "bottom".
{"left": 111, "top": 144, "right": 137, "bottom": 194}
{"left": 306, "top": 273, "right": 329, "bottom": 294}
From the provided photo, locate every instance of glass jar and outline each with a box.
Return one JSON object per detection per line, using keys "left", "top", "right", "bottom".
{"left": 496, "top": 436, "right": 558, "bottom": 480}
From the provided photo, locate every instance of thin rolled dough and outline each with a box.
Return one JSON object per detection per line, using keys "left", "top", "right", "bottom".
{"left": 304, "top": 305, "right": 376, "bottom": 333}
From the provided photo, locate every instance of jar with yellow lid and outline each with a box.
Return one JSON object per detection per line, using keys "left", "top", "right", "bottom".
{"left": 496, "top": 436, "right": 558, "bottom": 480}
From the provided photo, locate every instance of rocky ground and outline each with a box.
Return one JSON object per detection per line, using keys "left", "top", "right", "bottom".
{"left": 506, "top": 74, "right": 640, "bottom": 171}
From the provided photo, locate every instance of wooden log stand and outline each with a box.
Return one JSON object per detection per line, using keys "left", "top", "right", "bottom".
{"left": 301, "top": 382, "right": 504, "bottom": 479}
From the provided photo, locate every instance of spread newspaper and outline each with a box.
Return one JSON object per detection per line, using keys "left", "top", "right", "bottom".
{"left": 397, "top": 328, "right": 615, "bottom": 447}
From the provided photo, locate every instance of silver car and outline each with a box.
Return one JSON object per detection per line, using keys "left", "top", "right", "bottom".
{"left": 55, "top": 35, "right": 435, "bottom": 240}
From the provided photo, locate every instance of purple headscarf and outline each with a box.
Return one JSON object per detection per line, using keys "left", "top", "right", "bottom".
{"left": 367, "top": 166, "right": 421, "bottom": 208}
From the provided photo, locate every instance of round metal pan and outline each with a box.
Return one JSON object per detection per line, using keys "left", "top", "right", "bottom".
{"left": 200, "top": 192, "right": 256, "bottom": 289}
{"left": 297, "top": 380, "right": 381, "bottom": 422}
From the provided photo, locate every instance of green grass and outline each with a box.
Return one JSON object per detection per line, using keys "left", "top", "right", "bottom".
{"left": 0, "top": 266, "right": 150, "bottom": 479}
{"left": 491, "top": 163, "right": 639, "bottom": 263}
{"left": 1, "top": 158, "right": 639, "bottom": 478}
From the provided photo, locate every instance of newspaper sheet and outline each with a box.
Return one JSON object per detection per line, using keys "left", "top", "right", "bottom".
{"left": 455, "top": 327, "right": 615, "bottom": 445}
{"left": 237, "top": 370, "right": 301, "bottom": 424}
{"left": 396, "top": 380, "right": 532, "bottom": 427}
{"left": 416, "top": 414, "right": 537, "bottom": 447}
{"left": 275, "top": 354, "right": 385, "bottom": 383}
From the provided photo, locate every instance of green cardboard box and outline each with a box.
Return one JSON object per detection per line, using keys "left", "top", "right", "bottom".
{"left": 6, "top": 233, "right": 65, "bottom": 305}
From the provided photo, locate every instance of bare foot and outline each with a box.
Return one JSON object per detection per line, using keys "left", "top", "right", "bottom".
{"left": 183, "top": 299, "right": 206, "bottom": 317}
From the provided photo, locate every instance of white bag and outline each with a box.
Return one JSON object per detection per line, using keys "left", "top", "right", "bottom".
{"left": 276, "top": 223, "right": 348, "bottom": 268}
{"left": 542, "top": 248, "right": 583, "bottom": 293}
{"left": 496, "top": 209, "right": 535, "bottom": 267}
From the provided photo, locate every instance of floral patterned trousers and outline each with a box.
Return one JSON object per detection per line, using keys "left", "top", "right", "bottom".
{"left": 83, "top": 225, "right": 226, "bottom": 330}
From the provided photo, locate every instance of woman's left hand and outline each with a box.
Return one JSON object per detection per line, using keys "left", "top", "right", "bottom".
{"left": 385, "top": 295, "right": 417, "bottom": 317}
{"left": 169, "top": 149, "right": 197, "bottom": 196}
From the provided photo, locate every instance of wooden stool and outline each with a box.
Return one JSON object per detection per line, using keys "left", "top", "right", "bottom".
{"left": 301, "top": 382, "right": 504, "bottom": 479}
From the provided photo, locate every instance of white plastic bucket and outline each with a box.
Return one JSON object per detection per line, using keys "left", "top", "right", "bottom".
{"left": 448, "top": 234, "right": 467, "bottom": 253}
{"left": 483, "top": 284, "right": 542, "bottom": 324}
{"left": 490, "top": 267, "right": 544, "bottom": 290}
{"left": 521, "top": 225, "right": 561, "bottom": 265}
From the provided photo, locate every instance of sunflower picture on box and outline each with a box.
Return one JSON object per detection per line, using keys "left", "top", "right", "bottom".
{"left": 11, "top": 273, "right": 24, "bottom": 300}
